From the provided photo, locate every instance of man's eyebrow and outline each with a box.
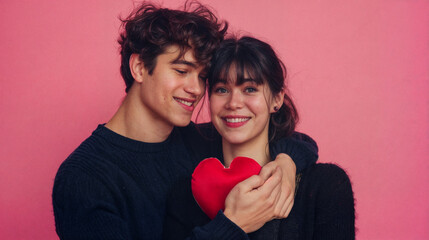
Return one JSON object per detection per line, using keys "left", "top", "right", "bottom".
{"left": 171, "top": 59, "right": 198, "bottom": 68}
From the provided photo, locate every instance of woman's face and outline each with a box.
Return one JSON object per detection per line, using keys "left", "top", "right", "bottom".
{"left": 210, "top": 69, "right": 278, "bottom": 146}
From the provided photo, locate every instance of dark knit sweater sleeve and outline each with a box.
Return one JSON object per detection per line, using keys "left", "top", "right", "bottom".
{"left": 269, "top": 132, "right": 319, "bottom": 173}
{"left": 183, "top": 212, "right": 249, "bottom": 240}
{"left": 53, "top": 164, "right": 130, "bottom": 240}
{"left": 163, "top": 177, "right": 249, "bottom": 240}
{"left": 311, "top": 164, "right": 355, "bottom": 240}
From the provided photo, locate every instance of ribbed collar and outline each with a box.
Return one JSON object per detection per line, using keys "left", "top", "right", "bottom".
{"left": 92, "top": 124, "right": 176, "bottom": 153}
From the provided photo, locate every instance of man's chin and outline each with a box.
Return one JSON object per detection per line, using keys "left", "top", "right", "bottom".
{"left": 173, "top": 119, "right": 192, "bottom": 127}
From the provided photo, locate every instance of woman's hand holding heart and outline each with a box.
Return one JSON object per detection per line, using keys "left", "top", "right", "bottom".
{"left": 191, "top": 155, "right": 297, "bottom": 233}
{"left": 223, "top": 166, "right": 283, "bottom": 233}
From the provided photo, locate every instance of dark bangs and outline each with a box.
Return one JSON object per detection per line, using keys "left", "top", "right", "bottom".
{"left": 208, "top": 38, "right": 267, "bottom": 94}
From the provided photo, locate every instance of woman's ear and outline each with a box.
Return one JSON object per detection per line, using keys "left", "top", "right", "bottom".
{"left": 129, "top": 53, "right": 147, "bottom": 83}
{"left": 271, "top": 91, "right": 285, "bottom": 113}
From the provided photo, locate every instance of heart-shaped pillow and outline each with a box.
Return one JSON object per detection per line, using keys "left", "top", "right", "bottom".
{"left": 191, "top": 156, "right": 262, "bottom": 219}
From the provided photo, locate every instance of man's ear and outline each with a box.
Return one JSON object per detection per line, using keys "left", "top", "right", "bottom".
{"left": 271, "top": 91, "right": 285, "bottom": 113}
{"left": 129, "top": 53, "right": 146, "bottom": 83}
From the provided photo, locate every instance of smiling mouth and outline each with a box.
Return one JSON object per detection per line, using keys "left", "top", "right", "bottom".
{"left": 174, "top": 97, "right": 194, "bottom": 107}
{"left": 222, "top": 117, "right": 250, "bottom": 128}
{"left": 224, "top": 117, "right": 250, "bottom": 123}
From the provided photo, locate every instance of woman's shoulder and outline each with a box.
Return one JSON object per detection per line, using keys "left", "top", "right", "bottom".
{"left": 300, "top": 163, "right": 353, "bottom": 196}
{"left": 289, "top": 166, "right": 355, "bottom": 239}
{"left": 306, "top": 163, "right": 350, "bottom": 180}
{"left": 309, "top": 163, "right": 348, "bottom": 177}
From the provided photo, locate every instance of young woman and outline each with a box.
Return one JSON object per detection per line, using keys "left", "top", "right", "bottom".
{"left": 163, "top": 36, "right": 355, "bottom": 239}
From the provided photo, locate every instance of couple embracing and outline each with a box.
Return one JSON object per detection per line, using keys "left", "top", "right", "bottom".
{"left": 53, "top": 2, "right": 354, "bottom": 239}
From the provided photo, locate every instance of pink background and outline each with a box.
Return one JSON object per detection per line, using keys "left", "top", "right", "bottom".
{"left": 1, "top": 0, "right": 428, "bottom": 239}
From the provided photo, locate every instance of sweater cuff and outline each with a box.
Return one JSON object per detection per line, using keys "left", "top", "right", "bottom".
{"left": 270, "top": 132, "right": 319, "bottom": 173}
{"left": 203, "top": 211, "right": 249, "bottom": 239}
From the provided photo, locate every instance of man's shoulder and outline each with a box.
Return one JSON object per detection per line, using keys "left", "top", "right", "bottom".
{"left": 55, "top": 126, "right": 116, "bottom": 180}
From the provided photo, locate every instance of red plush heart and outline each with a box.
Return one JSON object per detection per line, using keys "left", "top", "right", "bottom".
{"left": 191, "top": 156, "right": 262, "bottom": 219}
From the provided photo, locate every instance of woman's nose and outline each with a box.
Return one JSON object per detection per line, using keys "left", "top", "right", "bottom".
{"left": 225, "top": 90, "right": 244, "bottom": 110}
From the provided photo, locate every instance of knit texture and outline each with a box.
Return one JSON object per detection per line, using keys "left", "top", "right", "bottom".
{"left": 164, "top": 163, "right": 355, "bottom": 240}
{"left": 53, "top": 123, "right": 318, "bottom": 239}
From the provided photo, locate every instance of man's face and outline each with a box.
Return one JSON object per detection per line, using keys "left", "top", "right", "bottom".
{"left": 137, "top": 45, "right": 206, "bottom": 128}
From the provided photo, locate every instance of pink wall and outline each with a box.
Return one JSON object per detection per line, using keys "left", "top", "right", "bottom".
{"left": 1, "top": 0, "right": 428, "bottom": 239}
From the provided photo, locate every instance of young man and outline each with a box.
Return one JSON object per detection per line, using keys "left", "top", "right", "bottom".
{"left": 52, "top": 2, "right": 318, "bottom": 239}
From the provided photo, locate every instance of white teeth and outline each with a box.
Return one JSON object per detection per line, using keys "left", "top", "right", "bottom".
{"left": 225, "top": 118, "right": 249, "bottom": 123}
{"left": 175, "top": 98, "right": 193, "bottom": 106}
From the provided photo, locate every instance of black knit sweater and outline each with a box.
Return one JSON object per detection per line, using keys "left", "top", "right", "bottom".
{"left": 52, "top": 123, "right": 318, "bottom": 239}
{"left": 163, "top": 163, "right": 355, "bottom": 240}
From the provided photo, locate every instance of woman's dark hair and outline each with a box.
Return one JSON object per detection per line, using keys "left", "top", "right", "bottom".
{"left": 208, "top": 36, "right": 298, "bottom": 142}
{"left": 118, "top": 1, "right": 228, "bottom": 92}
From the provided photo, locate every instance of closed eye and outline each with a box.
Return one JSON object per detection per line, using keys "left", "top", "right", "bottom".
{"left": 175, "top": 69, "right": 187, "bottom": 74}
{"left": 199, "top": 75, "right": 207, "bottom": 81}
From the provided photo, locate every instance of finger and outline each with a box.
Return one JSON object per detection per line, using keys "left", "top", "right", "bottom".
{"left": 273, "top": 153, "right": 295, "bottom": 172}
{"left": 279, "top": 196, "right": 290, "bottom": 217}
{"left": 283, "top": 198, "right": 294, "bottom": 217}
{"left": 258, "top": 161, "right": 278, "bottom": 181}
{"left": 257, "top": 167, "right": 282, "bottom": 196}
{"left": 271, "top": 168, "right": 293, "bottom": 218}
{"left": 278, "top": 185, "right": 295, "bottom": 216}
{"left": 276, "top": 167, "right": 295, "bottom": 218}
{"left": 271, "top": 179, "right": 282, "bottom": 205}
{"left": 274, "top": 191, "right": 287, "bottom": 218}
{"left": 235, "top": 175, "right": 264, "bottom": 193}
{"left": 268, "top": 181, "right": 283, "bottom": 220}
{"left": 277, "top": 195, "right": 292, "bottom": 218}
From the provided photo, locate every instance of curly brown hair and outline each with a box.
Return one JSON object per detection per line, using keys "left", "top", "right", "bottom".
{"left": 118, "top": 1, "right": 228, "bottom": 92}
